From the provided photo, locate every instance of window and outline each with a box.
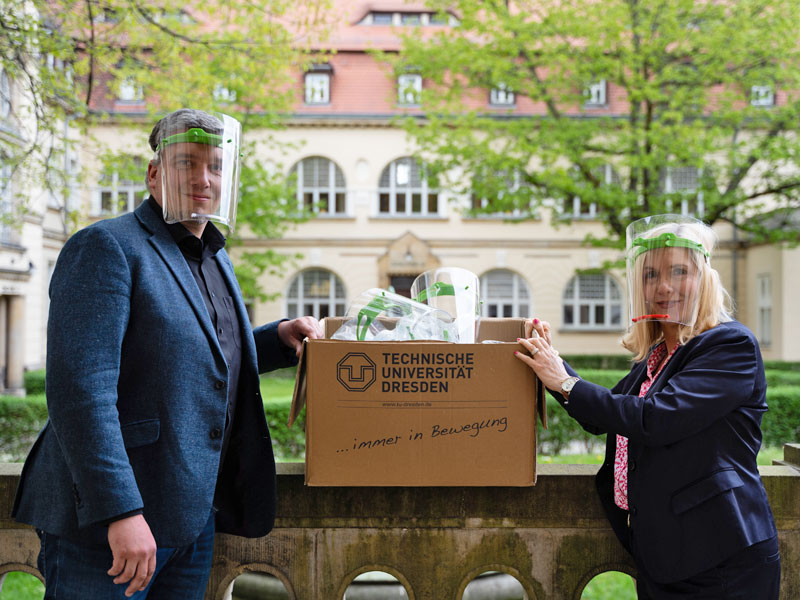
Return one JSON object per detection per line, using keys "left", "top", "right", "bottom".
{"left": 584, "top": 79, "right": 607, "bottom": 107}
{"left": 660, "top": 166, "right": 704, "bottom": 216}
{"left": 0, "top": 160, "right": 16, "bottom": 245}
{"left": 470, "top": 168, "right": 525, "bottom": 217}
{"left": 286, "top": 269, "right": 346, "bottom": 320}
{"left": 401, "top": 13, "right": 421, "bottom": 25}
{"left": 118, "top": 77, "right": 143, "bottom": 102}
{"left": 480, "top": 270, "right": 531, "bottom": 318}
{"left": 0, "top": 69, "right": 11, "bottom": 119}
{"left": 397, "top": 74, "right": 422, "bottom": 106}
{"left": 562, "top": 164, "right": 620, "bottom": 219}
{"left": 371, "top": 12, "right": 393, "bottom": 24}
{"left": 304, "top": 66, "right": 331, "bottom": 104}
{"left": 563, "top": 273, "right": 623, "bottom": 330}
{"left": 213, "top": 84, "right": 237, "bottom": 103}
{"left": 490, "top": 84, "right": 515, "bottom": 107}
{"left": 378, "top": 157, "right": 439, "bottom": 216}
{"left": 756, "top": 274, "right": 772, "bottom": 347}
{"left": 289, "top": 156, "right": 347, "bottom": 215}
{"left": 94, "top": 156, "right": 147, "bottom": 216}
{"left": 750, "top": 85, "right": 774, "bottom": 107}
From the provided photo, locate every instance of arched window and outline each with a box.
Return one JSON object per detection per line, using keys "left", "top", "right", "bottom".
{"left": 562, "top": 273, "right": 623, "bottom": 329}
{"left": 289, "top": 156, "right": 346, "bottom": 215}
{"left": 480, "top": 269, "right": 531, "bottom": 318}
{"left": 286, "top": 269, "right": 346, "bottom": 320}
{"left": 93, "top": 155, "right": 147, "bottom": 216}
{"left": 378, "top": 157, "right": 439, "bottom": 216}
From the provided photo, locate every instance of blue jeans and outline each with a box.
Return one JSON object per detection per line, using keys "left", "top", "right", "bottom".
{"left": 37, "top": 512, "right": 215, "bottom": 600}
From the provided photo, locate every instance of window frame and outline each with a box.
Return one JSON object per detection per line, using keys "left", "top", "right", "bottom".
{"left": 285, "top": 268, "right": 347, "bottom": 321}
{"left": 489, "top": 83, "right": 515, "bottom": 107}
{"left": 290, "top": 156, "right": 348, "bottom": 216}
{"left": 480, "top": 269, "right": 531, "bottom": 318}
{"left": 562, "top": 164, "right": 619, "bottom": 220}
{"left": 377, "top": 157, "right": 439, "bottom": 217}
{"left": 750, "top": 85, "right": 775, "bottom": 107}
{"left": 93, "top": 159, "right": 148, "bottom": 217}
{"left": 304, "top": 71, "right": 330, "bottom": 105}
{"left": 397, "top": 73, "right": 422, "bottom": 106}
{"left": 661, "top": 165, "right": 704, "bottom": 217}
{"left": 562, "top": 273, "right": 624, "bottom": 331}
{"left": 584, "top": 79, "right": 607, "bottom": 107}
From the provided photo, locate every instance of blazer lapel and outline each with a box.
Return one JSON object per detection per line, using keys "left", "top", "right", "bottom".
{"left": 134, "top": 202, "right": 221, "bottom": 353}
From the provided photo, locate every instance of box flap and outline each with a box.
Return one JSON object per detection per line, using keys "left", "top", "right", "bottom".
{"left": 288, "top": 339, "right": 308, "bottom": 427}
{"left": 537, "top": 377, "right": 547, "bottom": 430}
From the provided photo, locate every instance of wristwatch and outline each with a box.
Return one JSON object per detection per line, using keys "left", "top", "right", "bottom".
{"left": 560, "top": 376, "right": 581, "bottom": 400}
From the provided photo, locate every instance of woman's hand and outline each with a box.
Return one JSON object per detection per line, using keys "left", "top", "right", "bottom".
{"left": 515, "top": 318, "right": 570, "bottom": 392}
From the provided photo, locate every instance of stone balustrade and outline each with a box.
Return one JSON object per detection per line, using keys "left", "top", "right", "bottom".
{"left": 0, "top": 445, "right": 798, "bottom": 599}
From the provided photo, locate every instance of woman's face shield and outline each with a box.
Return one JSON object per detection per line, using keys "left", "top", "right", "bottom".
{"left": 626, "top": 217, "right": 709, "bottom": 328}
{"left": 156, "top": 114, "right": 241, "bottom": 230}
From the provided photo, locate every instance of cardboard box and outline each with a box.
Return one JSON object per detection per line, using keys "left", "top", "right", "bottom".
{"left": 289, "top": 317, "right": 546, "bottom": 486}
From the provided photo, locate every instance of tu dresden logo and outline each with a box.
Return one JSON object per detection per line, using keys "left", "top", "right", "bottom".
{"left": 337, "top": 352, "right": 376, "bottom": 392}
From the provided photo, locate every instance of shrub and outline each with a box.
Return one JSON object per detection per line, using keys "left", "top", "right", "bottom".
{"left": 24, "top": 369, "right": 46, "bottom": 396}
{"left": 264, "top": 400, "right": 305, "bottom": 461}
{"left": 762, "top": 386, "right": 800, "bottom": 448}
{"left": 0, "top": 394, "right": 47, "bottom": 461}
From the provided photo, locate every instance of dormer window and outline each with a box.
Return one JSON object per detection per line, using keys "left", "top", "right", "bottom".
{"left": 118, "top": 77, "right": 143, "bottom": 103}
{"left": 398, "top": 73, "right": 422, "bottom": 106}
{"left": 584, "top": 79, "right": 607, "bottom": 107}
{"left": 490, "top": 84, "right": 515, "bottom": 107}
{"left": 750, "top": 85, "right": 774, "bottom": 107}
{"left": 305, "top": 64, "right": 332, "bottom": 105}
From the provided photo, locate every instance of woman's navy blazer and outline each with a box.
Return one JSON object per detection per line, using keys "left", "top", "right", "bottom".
{"left": 560, "top": 321, "right": 777, "bottom": 583}
{"left": 13, "top": 201, "right": 294, "bottom": 547}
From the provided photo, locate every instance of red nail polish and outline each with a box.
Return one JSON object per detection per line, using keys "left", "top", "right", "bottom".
{"left": 514, "top": 351, "right": 519, "bottom": 355}
{"left": 533, "top": 318, "right": 539, "bottom": 324}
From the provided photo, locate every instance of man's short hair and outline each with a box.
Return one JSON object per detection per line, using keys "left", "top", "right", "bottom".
{"left": 148, "top": 109, "right": 224, "bottom": 153}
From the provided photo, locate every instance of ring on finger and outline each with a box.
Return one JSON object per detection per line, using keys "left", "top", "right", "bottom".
{"left": 530, "top": 347, "right": 539, "bottom": 356}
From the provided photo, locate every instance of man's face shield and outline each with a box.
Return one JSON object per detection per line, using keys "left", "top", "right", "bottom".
{"left": 155, "top": 114, "right": 241, "bottom": 230}
{"left": 626, "top": 215, "right": 710, "bottom": 329}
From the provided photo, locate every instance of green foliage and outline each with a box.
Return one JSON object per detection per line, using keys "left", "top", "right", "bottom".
{"left": 394, "top": 0, "right": 800, "bottom": 243}
{"left": 581, "top": 571, "right": 636, "bottom": 600}
{"left": 761, "top": 386, "right": 800, "bottom": 448}
{"left": 0, "top": 395, "right": 48, "bottom": 461}
{"left": 0, "top": 571, "right": 44, "bottom": 600}
{"left": 264, "top": 401, "right": 305, "bottom": 461}
{"left": 3, "top": 0, "right": 332, "bottom": 297}
{"left": 24, "top": 369, "right": 46, "bottom": 396}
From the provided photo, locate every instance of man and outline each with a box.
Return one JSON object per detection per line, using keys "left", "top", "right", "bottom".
{"left": 12, "top": 108, "right": 322, "bottom": 599}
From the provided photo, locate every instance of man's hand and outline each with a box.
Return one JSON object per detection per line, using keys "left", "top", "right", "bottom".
{"left": 107, "top": 514, "right": 157, "bottom": 597}
{"left": 278, "top": 316, "right": 324, "bottom": 356}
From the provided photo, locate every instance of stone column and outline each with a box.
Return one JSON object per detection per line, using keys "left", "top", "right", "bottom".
{"left": 5, "top": 295, "right": 24, "bottom": 397}
{"left": 0, "top": 296, "right": 6, "bottom": 393}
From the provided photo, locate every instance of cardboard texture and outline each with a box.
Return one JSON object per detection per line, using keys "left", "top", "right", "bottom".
{"left": 290, "top": 317, "right": 546, "bottom": 487}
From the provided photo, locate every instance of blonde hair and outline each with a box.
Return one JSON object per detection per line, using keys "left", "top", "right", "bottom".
{"left": 622, "top": 220, "right": 733, "bottom": 361}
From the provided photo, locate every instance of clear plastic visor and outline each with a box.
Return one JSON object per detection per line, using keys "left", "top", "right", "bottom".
{"left": 157, "top": 117, "right": 241, "bottom": 230}
{"left": 410, "top": 267, "right": 480, "bottom": 343}
{"left": 627, "top": 241, "right": 704, "bottom": 327}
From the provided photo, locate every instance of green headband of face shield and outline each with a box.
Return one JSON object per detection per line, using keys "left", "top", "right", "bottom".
{"left": 631, "top": 232, "right": 709, "bottom": 260}
{"left": 156, "top": 127, "right": 223, "bottom": 152}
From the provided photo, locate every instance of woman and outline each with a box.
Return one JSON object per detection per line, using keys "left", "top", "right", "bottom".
{"left": 515, "top": 214, "right": 780, "bottom": 599}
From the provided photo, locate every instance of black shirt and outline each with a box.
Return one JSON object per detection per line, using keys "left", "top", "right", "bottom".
{"left": 146, "top": 197, "right": 242, "bottom": 445}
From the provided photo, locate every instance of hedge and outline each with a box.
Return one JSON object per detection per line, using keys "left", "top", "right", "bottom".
{"left": 3, "top": 366, "right": 798, "bottom": 462}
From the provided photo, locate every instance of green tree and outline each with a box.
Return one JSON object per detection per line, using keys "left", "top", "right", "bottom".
{"left": 393, "top": 0, "right": 800, "bottom": 247}
{"left": 1, "top": 0, "right": 329, "bottom": 295}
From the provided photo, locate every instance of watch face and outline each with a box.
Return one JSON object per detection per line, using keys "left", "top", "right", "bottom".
{"left": 562, "top": 377, "right": 579, "bottom": 393}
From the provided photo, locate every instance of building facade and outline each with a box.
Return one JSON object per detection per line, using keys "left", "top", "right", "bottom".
{"left": 5, "top": 0, "right": 800, "bottom": 391}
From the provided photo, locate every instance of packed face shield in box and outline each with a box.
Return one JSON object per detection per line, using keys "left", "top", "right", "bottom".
{"left": 290, "top": 318, "right": 546, "bottom": 487}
